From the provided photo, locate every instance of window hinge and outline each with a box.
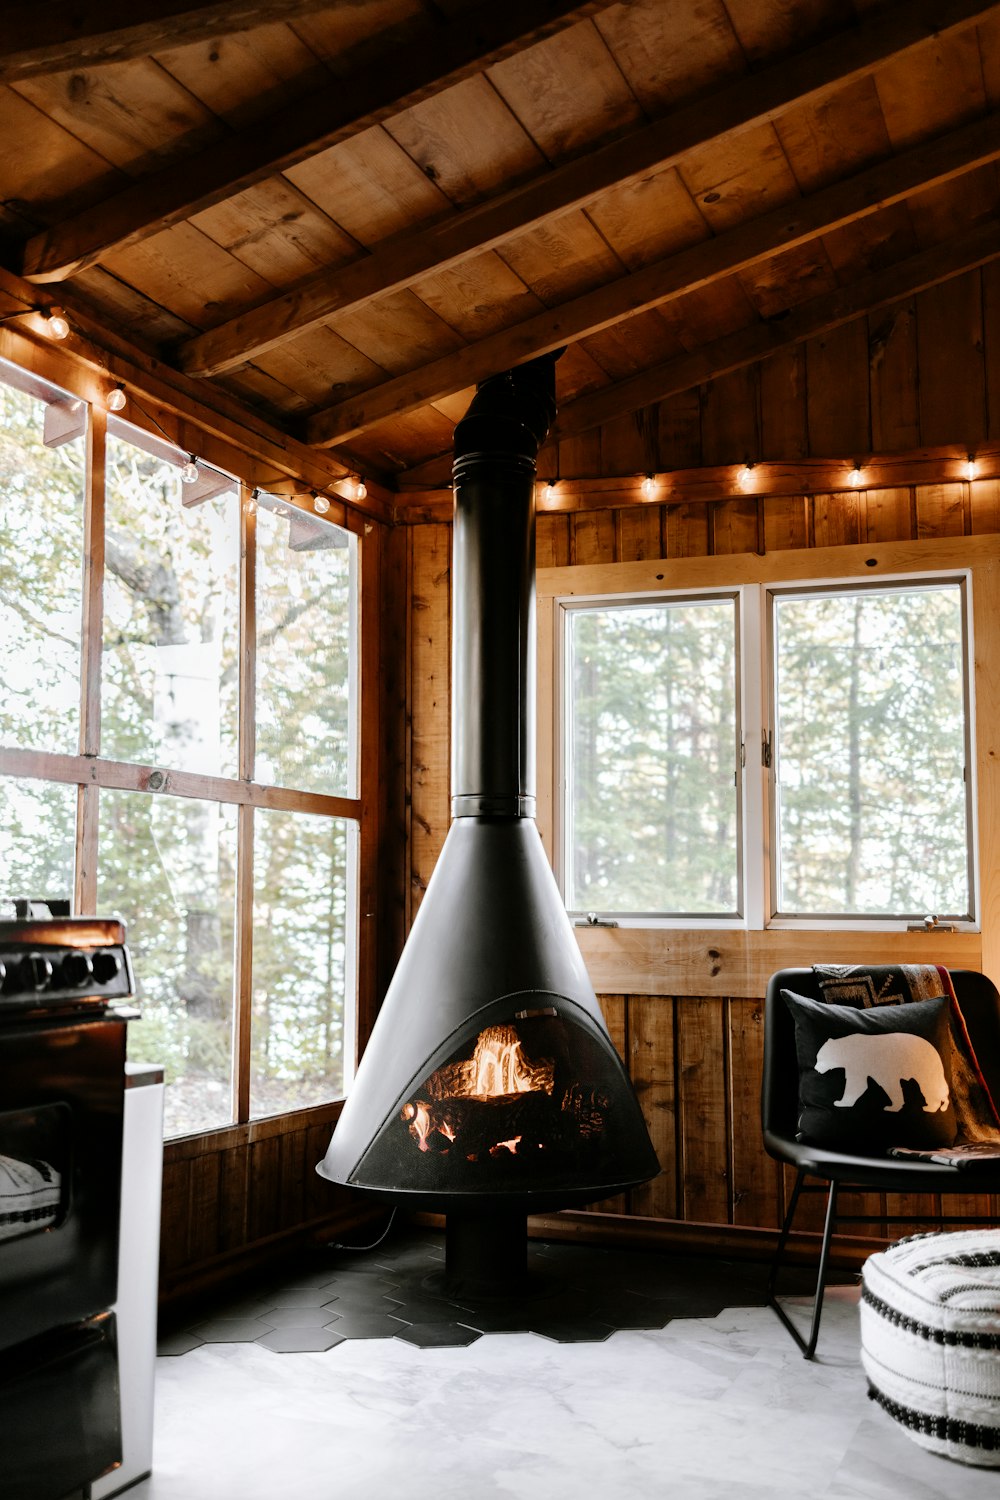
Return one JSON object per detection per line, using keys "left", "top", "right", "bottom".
{"left": 761, "top": 730, "right": 772, "bottom": 769}
{"left": 740, "top": 738, "right": 746, "bottom": 768}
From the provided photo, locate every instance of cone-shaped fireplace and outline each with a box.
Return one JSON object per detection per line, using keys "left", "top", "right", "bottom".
{"left": 318, "top": 354, "right": 658, "bottom": 1293}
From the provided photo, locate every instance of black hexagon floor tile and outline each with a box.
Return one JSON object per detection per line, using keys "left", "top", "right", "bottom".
{"left": 157, "top": 1330, "right": 206, "bottom": 1356}
{"left": 321, "top": 1295, "right": 404, "bottom": 1315}
{"left": 394, "top": 1322, "right": 482, "bottom": 1349}
{"left": 259, "top": 1288, "right": 333, "bottom": 1308}
{"left": 529, "top": 1319, "right": 616, "bottom": 1343}
{"left": 258, "top": 1306, "right": 342, "bottom": 1328}
{"left": 323, "top": 1312, "right": 410, "bottom": 1339}
{"left": 190, "top": 1318, "right": 275, "bottom": 1343}
{"left": 256, "top": 1327, "right": 346, "bottom": 1353}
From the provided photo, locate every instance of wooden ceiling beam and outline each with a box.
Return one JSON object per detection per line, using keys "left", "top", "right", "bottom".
{"left": 0, "top": 1, "right": 355, "bottom": 81}
{"left": 555, "top": 218, "right": 1000, "bottom": 439}
{"left": 303, "top": 111, "right": 1000, "bottom": 448}
{"left": 19, "top": 0, "right": 610, "bottom": 284}
{"left": 178, "top": 0, "right": 1000, "bottom": 379}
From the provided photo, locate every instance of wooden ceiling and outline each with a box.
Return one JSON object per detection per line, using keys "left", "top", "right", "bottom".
{"left": 3, "top": 0, "right": 1000, "bottom": 492}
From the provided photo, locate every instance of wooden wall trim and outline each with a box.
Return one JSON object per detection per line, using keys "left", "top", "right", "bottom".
{"left": 573, "top": 928, "right": 982, "bottom": 999}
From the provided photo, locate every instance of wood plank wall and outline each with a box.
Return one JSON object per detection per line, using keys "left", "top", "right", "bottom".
{"left": 402, "top": 476, "right": 1000, "bottom": 1252}
{"left": 534, "top": 269, "right": 1000, "bottom": 484}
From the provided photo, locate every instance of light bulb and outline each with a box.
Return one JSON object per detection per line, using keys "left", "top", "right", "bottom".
{"left": 736, "top": 463, "right": 754, "bottom": 491}
{"left": 640, "top": 474, "right": 657, "bottom": 500}
{"left": 848, "top": 464, "right": 863, "bottom": 488}
{"left": 246, "top": 490, "right": 258, "bottom": 517}
{"left": 180, "top": 456, "right": 200, "bottom": 485}
{"left": 541, "top": 481, "right": 557, "bottom": 502}
{"left": 45, "top": 308, "right": 70, "bottom": 340}
{"left": 313, "top": 493, "right": 331, "bottom": 515}
{"left": 107, "top": 384, "right": 127, "bottom": 412}
{"left": 964, "top": 456, "right": 978, "bottom": 481}
{"left": 355, "top": 477, "right": 367, "bottom": 501}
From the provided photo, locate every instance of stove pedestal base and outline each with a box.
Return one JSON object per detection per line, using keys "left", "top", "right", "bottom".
{"left": 443, "top": 1211, "right": 529, "bottom": 1300}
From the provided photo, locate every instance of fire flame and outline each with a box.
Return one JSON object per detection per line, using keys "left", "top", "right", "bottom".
{"left": 401, "top": 1024, "right": 555, "bottom": 1155}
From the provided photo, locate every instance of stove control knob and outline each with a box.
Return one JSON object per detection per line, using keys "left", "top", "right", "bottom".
{"left": 91, "top": 949, "right": 122, "bottom": 986}
{"left": 60, "top": 950, "right": 95, "bottom": 988}
{"left": 22, "top": 952, "right": 54, "bottom": 991}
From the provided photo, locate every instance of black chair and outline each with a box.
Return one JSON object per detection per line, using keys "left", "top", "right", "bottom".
{"left": 761, "top": 967, "right": 1000, "bottom": 1358}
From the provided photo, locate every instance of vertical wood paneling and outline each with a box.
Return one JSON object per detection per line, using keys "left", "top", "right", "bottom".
{"left": 805, "top": 321, "right": 871, "bottom": 458}
{"left": 536, "top": 512, "right": 571, "bottom": 568}
{"left": 762, "top": 496, "right": 809, "bottom": 552}
{"left": 218, "top": 1145, "right": 249, "bottom": 1253}
{"left": 813, "top": 492, "right": 863, "bottom": 548}
{"left": 664, "top": 501, "right": 710, "bottom": 557}
{"left": 869, "top": 300, "right": 920, "bottom": 452}
{"left": 709, "top": 498, "right": 759, "bottom": 555}
{"left": 700, "top": 367, "right": 759, "bottom": 466}
{"left": 248, "top": 1135, "right": 282, "bottom": 1244}
{"left": 657, "top": 389, "right": 701, "bottom": 468}
{"left": 727, "top": 998, "right": 781, "bottom": 1229}
{"left": 864, "top": 487, "right": 913, "bottom": 542}
{"left": 409, "top": 523, "right": 451, "bottom": 922}
{"left": 187, "top": 1152, "right": 222, "bottom": 1266}
{"left": 595, "top": 994, "right": 629, "bottom": 1213}
{"left": 677, "top": 996, "right": 730, "bottom": 1223}
{"left": 983, "top": 264, "right": 1000, "bottom": 442}
{"left": 628, "top": 997, "right": 677, "bottom": 1221}
{"left": 378, "top": 523, "right": 409, "bottom": 1002}
{"left": 915, "top": 482, "right": 967, "bottom": 539}
{"left": 601, "top": 410, "right": 655, "bottom": 475}
{"left": 616, "top": 504, "right": 663, "bottom": 561}
{"left": 916, "top": 275, "right": 986, "bottom": 450}
{"left": 571, "top": 509, "right": 616, "bottom": 564}
{"left": 759, "top": 346, "right": 807, "bottom": 459}
{"left": 159, "top": 1158, "right": 191, "bottom": 1277}
{"left": 970, "top": 478, "right": 1000, "bottom": 534}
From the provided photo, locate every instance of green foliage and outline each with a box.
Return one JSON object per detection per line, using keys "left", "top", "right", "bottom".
{"left": 1, "top": 387, "right": 356, "bottom": 1137}
{"left": 568, "top": 599, "right": 739, "bottom": 913}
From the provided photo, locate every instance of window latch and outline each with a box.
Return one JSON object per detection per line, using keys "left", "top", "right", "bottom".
{"left": 574, "top": 912, "right": 619, "bottom": 928}
{"left": 905, "top": 914, "right": 958, "bottom": 933}
{"left": 761, "top": 730, "right": 772, "bottom": 769}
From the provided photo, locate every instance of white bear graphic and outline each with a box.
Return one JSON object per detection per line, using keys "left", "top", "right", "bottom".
{"left": 814, "top": 1032, "right": 950, "bottom": 1113}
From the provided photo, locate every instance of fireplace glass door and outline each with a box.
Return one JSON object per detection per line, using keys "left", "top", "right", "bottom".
{"left": 353, "top": 999, "right": 653, "bottom": 1201}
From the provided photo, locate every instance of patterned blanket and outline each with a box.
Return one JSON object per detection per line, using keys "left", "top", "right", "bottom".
{"left": 812, "top": 964, "right": 1000, "bottom": 1145}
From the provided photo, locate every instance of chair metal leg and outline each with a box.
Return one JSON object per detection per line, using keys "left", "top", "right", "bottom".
{"left": 767, "top": 1171, "right": 838, "bottom": 1360}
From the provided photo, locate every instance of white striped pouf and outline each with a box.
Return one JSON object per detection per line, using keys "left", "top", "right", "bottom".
{"left": 860, "top": 1229, "right": 1000, "bottom": 1466}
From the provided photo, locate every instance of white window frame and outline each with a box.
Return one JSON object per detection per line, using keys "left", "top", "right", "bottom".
{"left": 543, "top": 553, "right": 980, "bottom": 936}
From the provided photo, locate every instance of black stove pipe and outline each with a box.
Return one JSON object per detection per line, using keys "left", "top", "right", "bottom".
{"left": 450, "top": 354, "right": 559, "bottom": 819}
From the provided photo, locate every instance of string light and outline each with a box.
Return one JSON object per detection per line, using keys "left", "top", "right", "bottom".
{"left": 246, "top": 489, "right": 259, "bottom": 517}
{"left": 313, "top": 492, "right": 331, "bottom": 515}
{"left": 541, "top": 480, "right": 558, "bottom": 502}
{"left": 43, "top": 307, "right": 70, "bottom": 340}
{"left": 354, "top": 476, "right": 367, "bottom": 501}
{"left": 847, "top": 464, "right": 864, "bottom": 488}
{"left": 736, "top": 462, "right": 755, "bottom": 491}
{"left": 180, "top": 455, "right": 200, "bottom": 485}
{"left": 963, "top": 455, "right": 978, "bottom": 481}
{"left": 106, "top": 383, "right": 127, "bottom": 412}
{"left": 640, "top": 473, "right": 658, "bottom": 500}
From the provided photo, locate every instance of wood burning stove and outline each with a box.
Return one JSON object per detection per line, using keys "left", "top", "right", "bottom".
{"left": 0, "top": 916, "right": 135, "bottom": 1499}
{"left": 318, "top": 355, "right": 658, "bottom": 1293}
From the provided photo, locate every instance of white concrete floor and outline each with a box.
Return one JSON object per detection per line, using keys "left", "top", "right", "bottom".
{"left": 125, "top": 1239, "right": 999, "bottom": 1500}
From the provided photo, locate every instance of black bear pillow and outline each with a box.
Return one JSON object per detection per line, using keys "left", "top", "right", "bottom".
{"left": 781, "top": 989, "right": 957, "bottom": 1152}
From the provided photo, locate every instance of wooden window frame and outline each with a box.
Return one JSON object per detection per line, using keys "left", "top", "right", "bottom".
{"left": 537, "top": 535, "right": 1000, "bottom": 988}
{"left": 0, "top": 343, "right": 368, "bottom": 1142}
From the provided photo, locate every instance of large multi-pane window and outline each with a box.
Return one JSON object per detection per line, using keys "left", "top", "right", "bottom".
{"left": 561, "top": 574, "right": 975, "bottom": 928}
{"left": 0, "top": 358, "right": 361, "bottom": 1138}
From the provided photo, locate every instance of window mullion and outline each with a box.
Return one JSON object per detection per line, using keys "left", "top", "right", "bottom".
{"left": 233, "top": 482, "right": 256, "bottom": 1125}
{"left": 75, "top": 401, "right": 106, "bottom": 913}
{"left": 740, "top": 584, "right": 767, "bottom": 930}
